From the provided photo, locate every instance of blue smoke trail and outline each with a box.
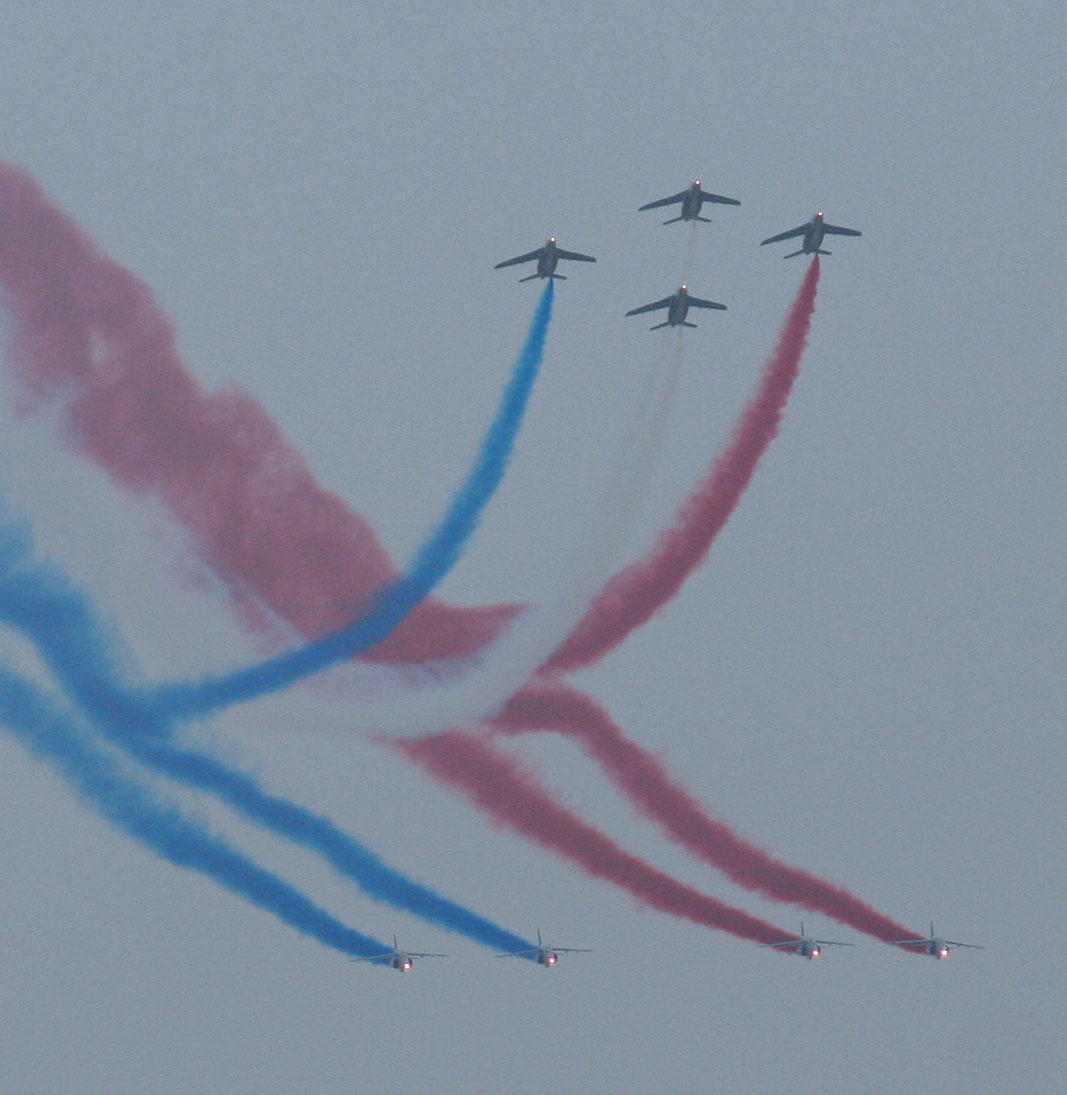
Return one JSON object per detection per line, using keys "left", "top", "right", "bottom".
{"left": 0, "top": 661, "right": 389, "bottom": 960}
{"left": 154, "top": 281, "right": 553, "bottom": 719}
{"left": 0, "top": 512, "right": 535, "bottom": 957}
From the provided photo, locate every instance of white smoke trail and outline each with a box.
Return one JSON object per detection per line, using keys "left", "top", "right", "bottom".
{"left": 312, "top": 342, "right": 685, "bottom": 738}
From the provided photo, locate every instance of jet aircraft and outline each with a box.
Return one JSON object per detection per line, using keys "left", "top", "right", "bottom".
{"left": 494, "top": 237, "right": 596, "bottom": 281}
{"left": 887, "top": 923, "right": 983, "bottom": 959}
{"left": 626, "top": 284, "right": 727, "bottom": 330}
{"left": 759, "top": 923, "right": 856, "bottom": 959}
{"left": 349, "top": 935, "right": 448, "bottom": 972}
{"left": 496, "top": 929, "right": 591, "bottom": 968}
{"left": 638, "top": 180, "right": 741, "bottom": 224}
{"left": 760, "top": 211, "right": 862, "bottom": 258}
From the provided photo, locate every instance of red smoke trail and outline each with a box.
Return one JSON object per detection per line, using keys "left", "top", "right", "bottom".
{"left": 0, "top": 163, "right": 788, "bottom": 943}
{"left": 0, "top": 161, "right": 516, "bottom": 663}
{"left": 0, "top": 165, "right": 911, "bottom": 947}
{"left": 542, "top": 257, "right": 821, "bottom": 674}
{"left": 397, "top": 730, "right": 791, "bottom": 945}
{"left": 494, "top": 681, "right": 920, "bottom": 943}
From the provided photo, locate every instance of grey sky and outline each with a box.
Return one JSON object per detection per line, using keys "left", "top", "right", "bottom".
{"left": 1, "top": 3, "right": 1064, "bottom": 1093}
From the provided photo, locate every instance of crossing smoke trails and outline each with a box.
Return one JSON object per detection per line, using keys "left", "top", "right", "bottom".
{"left": 0, "top": 663, "right": 390, "bottom": 961}
{"left": 493, "top": 681, "right": 920, "bottom": 943}
{"left": 397, "top": 731, "right": 789, "bottom": 945}
{"left": 151, "top": 280, "right": 553, "bottom": 718}
{"left": 0, "top": 163, "right": 913, "bottom": 950}
{"left": 0, "top": 162, "right": 514, "bottom": 665}
{"left": 0, "top": 512, "right": 535, "bottom": 957}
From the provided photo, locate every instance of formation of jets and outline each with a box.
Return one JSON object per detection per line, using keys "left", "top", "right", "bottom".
{"left": 350, "top": 920, "right": 980, "bottom": 970}
{"left": 363, "top": 199, "right": 971, "bottom": 977}
{"left": 494, "top": 181, "right": 862, "bottom": 330}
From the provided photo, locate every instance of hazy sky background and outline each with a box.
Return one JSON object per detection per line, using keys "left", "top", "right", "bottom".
{"left": 1, "top": 3, "right": 1064, "bottom": 1093}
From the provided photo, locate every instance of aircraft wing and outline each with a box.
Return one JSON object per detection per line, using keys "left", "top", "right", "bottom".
{"left": 349, "top": 951, "right": 396, "bottom": 963}
{"left": 552, "top": 947, "right": 592, "bottom": 953}
{"left": 887, "top": 938, "right": 930, "bottom": 946}
{"left": 495, "top": 947, "right": 542, "bottom": 958}
{"left": 759, "top": 940, "right": 800, "bottom": 948}
{"left": 944, "top": 941, "right": 983, "bottom": 949}
{"left": 494, "top": 248, "right": 544, "bottom": 269}
{"left": 701, "top": 192, "right": 741, "bottom": 206}
{"left": 760, "top": 225, "right": 807, "bottom": 245}
{"left": 554, "top": 248, "right": 596, "bottom": 263}
{"left": 639, "top": 191, "right": 686, "bottom": 211}
{"left": 815, "top": 940, "right": 856, "bottom": 947}
{"left": 687, "top": 296, "right": 727, "bottom": 311}
{"left": 408, "top": 951, "right": 449, "bottom": 958}
{"left": 625, "top": 296, "right": 673, "bottom": 316}
{"left": 822, "top": 224, "right": 862, "bottom": 236}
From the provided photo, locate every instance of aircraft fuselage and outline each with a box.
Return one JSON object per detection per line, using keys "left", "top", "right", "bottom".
{"left": 803, "top": 212, "right": 827, "bottom": 253}
{"left": 666, "top": 287, "right": 691, "bottom": 325}
{"left": 535, "top": 239, "right": 559, "bottom": 278}
{"left": 679, "top": 184, "right": 702, "bottom": 220}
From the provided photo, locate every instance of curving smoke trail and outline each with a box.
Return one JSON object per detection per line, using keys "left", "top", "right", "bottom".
{"left": 493, "top": 680, "right": 921, "bottom": 943}
{"left": 397, "top": 730, "right": 791, "bottom": 946}
{"left": 0, "top": 663, "right": 390, "bottom": 961}
{"left": 0, "top": 165, "right": 904, "bottom": 951}
{"left": 0, "top": 160, "right": 514, "bottom": 665}
{"left": 542, "top": 257, "right": 821, "bottom": 674}
{"left": 151, "top": 281, "right": 553, "bottom": 719}
{"left": 0, "top": 511, "right": 534, "bottom": 956}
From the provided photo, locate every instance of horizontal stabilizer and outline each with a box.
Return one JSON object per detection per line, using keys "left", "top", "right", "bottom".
{"left": 649, "top": 321, "right": 671, "bottom": 330}
{"left": 663, "top": 216, "right": 685, "bottom": 224}
{"left": 694, "top": 215, "right": 711, "bottom": 222}
{"left": 783, "top": 249, "right": 806, "bottom": 259}
{"left": 816, "top": 249, "right": 831, "bottom": 255}
{"left": 683, "top": 321, "right": 697, "bottom": 327}
{"left": 518, "top": 273, "right": 542, "bottom": 281}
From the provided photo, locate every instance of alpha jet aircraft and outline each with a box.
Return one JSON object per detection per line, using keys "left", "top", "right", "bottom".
{"left": 760, "top": 211, "right": 862, "bottom": 258}
{"left": 496, "top": 929, "right": 591, "bottom": 968}
{"left": 638, "top": 180, "right": 741, "bottom": 224}
{"left": 759, "top": 923, "right": 856, "bottom": 959}
{"left": 626, "top": 284, "right": 727, "bottom": 330}
{"left": 887, "top": 923, "right": 983, "bottom": 959}
{"left": 494, "top": 237, "right": 596, "bottom": 281}
{"left": 350, "top": 935, "right": 448, "bottom": 972}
